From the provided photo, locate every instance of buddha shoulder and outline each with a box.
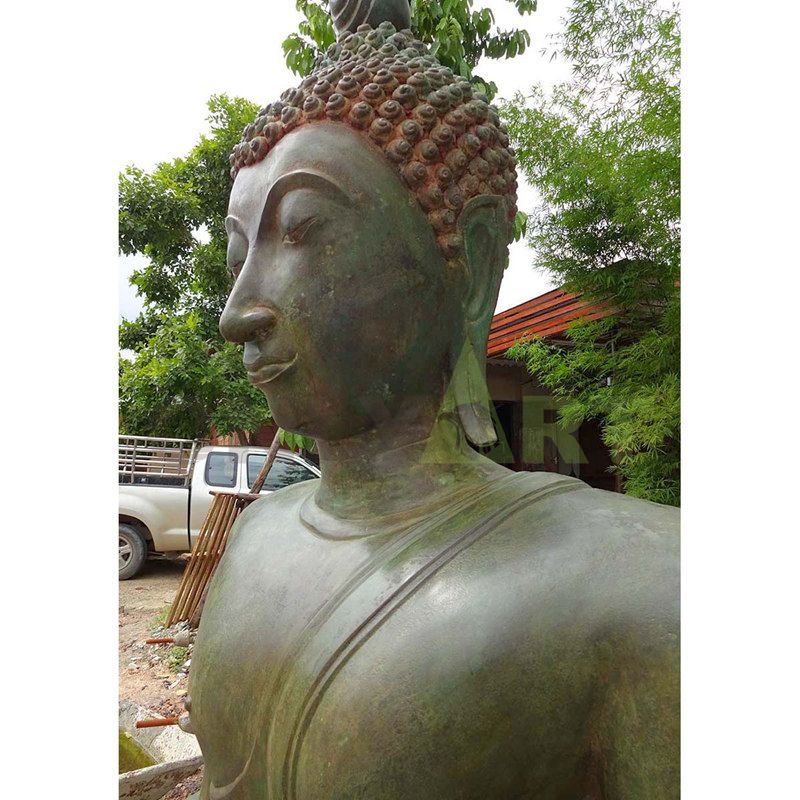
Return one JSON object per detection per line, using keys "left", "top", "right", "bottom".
{"left": 226, "top": 477, "right": 320, "bottom": 542}
{"left": 367, "top": 474, "right": 680, "bottom": 661}
{"left": 433, "top": 475, "right": 680, "bottom": 635}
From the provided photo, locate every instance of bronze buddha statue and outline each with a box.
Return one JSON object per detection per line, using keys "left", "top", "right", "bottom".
{"left": 188, "top": 2, "right": 680, "bottom": 798}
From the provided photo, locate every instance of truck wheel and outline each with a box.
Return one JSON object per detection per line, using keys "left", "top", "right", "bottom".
{"left": 119, "top": 523, "right": 147, "bottom": 580}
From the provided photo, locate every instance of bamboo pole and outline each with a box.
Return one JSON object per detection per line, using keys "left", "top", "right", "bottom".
{"left": 251, "top": 432, "right": 283, "bottom": 493}
{"left": 167, "top": 501, "right": 217, "bottom": 626}
{"left": 135, "top": 717, "right": 180, "bottom": 729}
{"left": 166, "top": 428, "right": 286, "bottom": 627}
{"left": 167, "top": 494, "right": 227, "bottom": 626}
{"left": 187, "top": 577, "right": 212, "bottom": 630}
{"left": 183, "top": 494, "right": 237, "bottom": 622}
{"left": 177, "top": 495, "right": 227, "bottom": 620}
{"left": 175, "top": 494, "right": 228, "bottom": 624}
{"left": 188, "top": 495, "right": 242, "bottom": 627}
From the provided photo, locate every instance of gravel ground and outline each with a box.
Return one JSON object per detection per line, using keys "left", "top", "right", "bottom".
{"left": 162, "top": 767, "right": 204, "bottom": 800}
{"left": 118, "top": 558, "right": 192, "bottom": 714}
{"left": 119, "top": 558, "right": 203, "bottom": 796}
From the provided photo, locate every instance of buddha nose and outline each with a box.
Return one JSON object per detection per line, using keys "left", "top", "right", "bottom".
{"left": 219, "top": 297, "right": 278, "bottom": 345}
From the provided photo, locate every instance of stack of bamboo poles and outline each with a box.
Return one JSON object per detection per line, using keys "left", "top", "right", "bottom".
{"left": 166, "top": 430, "right": 284, "bottom": 628}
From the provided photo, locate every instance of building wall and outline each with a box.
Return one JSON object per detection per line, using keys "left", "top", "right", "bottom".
{"left": 486, "top": 359, "right": 617, "bottom": 492}
{"left": 210, "top": 423, "right": 279, "bottom": 447}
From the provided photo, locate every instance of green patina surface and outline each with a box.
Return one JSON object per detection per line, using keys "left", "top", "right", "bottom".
{"left": 119, "top": 730, "right": 155, "bottom": 774}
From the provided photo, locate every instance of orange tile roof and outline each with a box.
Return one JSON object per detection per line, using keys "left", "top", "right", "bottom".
{"left": 487, "top": 288, "right": 613, "bottom": 358}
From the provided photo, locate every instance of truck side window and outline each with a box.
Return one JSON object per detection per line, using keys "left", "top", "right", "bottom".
{"left": 247, "top": 455, "right": 317, "bottom": 492}
{"left": 205, "top": 452, "right": 237, "bottom": 488}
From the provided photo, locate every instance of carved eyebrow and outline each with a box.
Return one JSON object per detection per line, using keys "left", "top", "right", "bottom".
{"left": 261, "top": 169, "right": 354, "bottom": 226}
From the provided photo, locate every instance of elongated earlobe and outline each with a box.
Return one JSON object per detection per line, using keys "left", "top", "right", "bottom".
{"left": 448, "top": 338, "right": 498, "bottom": 447}
{"left": 449, "top": 195, "right": 511, "bottom": 447}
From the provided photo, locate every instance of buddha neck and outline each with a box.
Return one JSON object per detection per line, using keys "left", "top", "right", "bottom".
{"left": 313, "top": 395, "right": 505, "bottom": 523}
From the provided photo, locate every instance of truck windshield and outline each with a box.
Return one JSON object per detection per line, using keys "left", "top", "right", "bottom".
{"left": 247, "top": 455, "right": 317, "bottom": 492}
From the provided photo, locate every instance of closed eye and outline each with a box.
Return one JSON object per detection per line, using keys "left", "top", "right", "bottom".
{"left": 283, "top": 216, "right": 318, "bottom": 245}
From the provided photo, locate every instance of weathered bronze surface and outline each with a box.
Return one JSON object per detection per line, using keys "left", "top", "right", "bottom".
{"left": 330, "top": 0, "right": 411, "bottom": 35}
{"left": 188, "top": 7, "right": 679, "bottom": 798}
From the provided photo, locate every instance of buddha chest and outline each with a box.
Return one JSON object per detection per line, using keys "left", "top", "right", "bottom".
{"left": 190, "top": 473, "right": 642, "bottom": 800}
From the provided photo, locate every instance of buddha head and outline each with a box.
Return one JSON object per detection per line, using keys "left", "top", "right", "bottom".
{"left": 220, "top": 1, "right": 518, "bottom": 448}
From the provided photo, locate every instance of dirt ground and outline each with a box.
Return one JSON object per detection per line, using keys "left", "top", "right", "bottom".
{"left": 118, "top": 557, "right": 190, "bottom": 716}
{"left": 119, "top": 558, "right": 204, "bottom": 798}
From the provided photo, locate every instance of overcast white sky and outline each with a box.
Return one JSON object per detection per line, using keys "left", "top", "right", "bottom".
{"left": 117, "top": 0, "right": 573, "bottom": 322}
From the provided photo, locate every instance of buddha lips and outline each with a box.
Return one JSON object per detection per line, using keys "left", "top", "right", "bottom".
{"left": 230, "top": 20, "right": 519, "bottom": 267}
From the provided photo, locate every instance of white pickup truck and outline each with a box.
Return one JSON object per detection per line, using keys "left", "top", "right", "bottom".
{"left": 118, "top": 435, "right": 320, "bottom": 579}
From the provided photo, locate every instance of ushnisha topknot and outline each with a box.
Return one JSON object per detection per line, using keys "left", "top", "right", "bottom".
{"left": 230, "top": 20, "right": 518, "bottom": 265}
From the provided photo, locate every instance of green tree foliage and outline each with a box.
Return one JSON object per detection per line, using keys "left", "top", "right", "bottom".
{"left": 119, "top": 313, "right": 270, "bottom": 441}
{"left": 283, "top": 0, "right": 536, "bottom": 100}
{"left": 119, "top": 95, "right": 273, "bottom": 442}
{"left": 504, "top": 0, "right": 680, "bottom": 505}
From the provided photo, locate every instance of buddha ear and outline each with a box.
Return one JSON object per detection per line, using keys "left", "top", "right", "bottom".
{"left": 459, "top": 195, "right": 510, "bottom": 327}
{"left": 446, "top": 195, "right": 510, "bottom": 448}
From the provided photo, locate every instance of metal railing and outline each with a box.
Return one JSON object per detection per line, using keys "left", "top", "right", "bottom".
{"left": 118, "top": 436, "right": 200, "bottom": 487}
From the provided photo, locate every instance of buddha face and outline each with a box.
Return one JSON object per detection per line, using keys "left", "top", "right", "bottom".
{"left": 220, "top": 123, "right": 463, "bottom": 442}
